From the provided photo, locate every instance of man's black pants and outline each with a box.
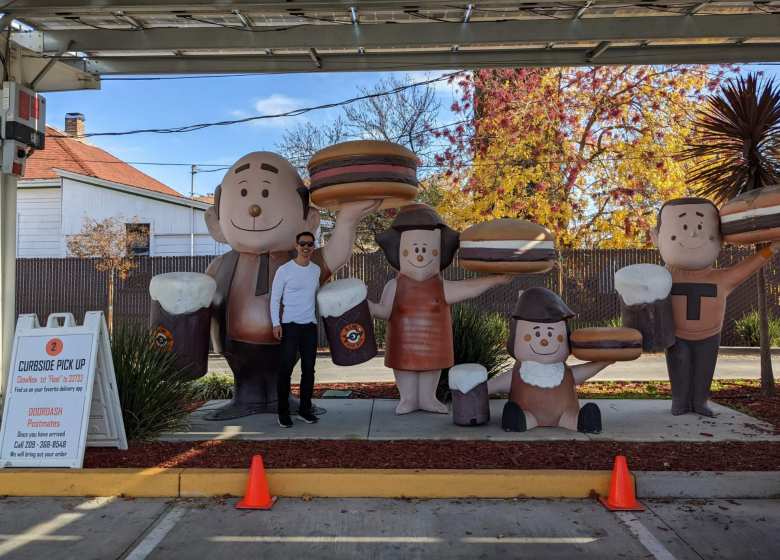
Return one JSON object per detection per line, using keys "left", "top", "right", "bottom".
{"left": 277, "top": 322, "right": 318, "bottom": 417}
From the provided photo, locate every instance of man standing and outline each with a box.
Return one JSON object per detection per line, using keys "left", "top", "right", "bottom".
{"left": 271, "top": 231, "right": 321, "bottom": 428}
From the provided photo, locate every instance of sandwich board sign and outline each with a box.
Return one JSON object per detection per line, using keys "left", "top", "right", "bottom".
{"left": 0, "top": 311, "right": 127, "bottom": 468}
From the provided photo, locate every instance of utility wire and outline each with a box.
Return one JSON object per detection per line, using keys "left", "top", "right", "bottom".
{"left": 75, "top": 71, "right": 461, "bottom": 139}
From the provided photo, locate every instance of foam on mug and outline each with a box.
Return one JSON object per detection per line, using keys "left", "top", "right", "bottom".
{"left": 317, "top": 278, "right": 368, "bottom": 318}
{"left": 614, "top": 264, "right": 672, "bottom": 305}
{"left": 149, "top": 272, "right": 216, "bottom": 315}
{"left": 448, "top": 363, "right": 488, "bottom": 394}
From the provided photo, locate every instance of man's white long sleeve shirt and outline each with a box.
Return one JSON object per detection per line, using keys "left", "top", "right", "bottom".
{"left": 270, "top": 259, "right": 321, "bottom": 327}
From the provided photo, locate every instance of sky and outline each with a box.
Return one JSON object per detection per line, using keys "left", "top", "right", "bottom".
{"left": 42, "top": 70, "right": 463, "bottom": 196}
{"left": 41, "top": 64, "right": 779, "bottom": 197}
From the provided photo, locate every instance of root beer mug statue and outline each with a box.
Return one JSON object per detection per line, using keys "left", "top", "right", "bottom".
{"left": 449, "top": 363, "right": 490, "bottom": 426}
{"left": 614, "top": 264, "right": 676, "bottom": 352}
{"left": 317, "top": 278, "right": 377, "bottom": 366}
{"left": 149, "top": 272, "right": 215, "bottom": 380}
{"left": 149, "top": 152, "right": 378, "bottom": 420}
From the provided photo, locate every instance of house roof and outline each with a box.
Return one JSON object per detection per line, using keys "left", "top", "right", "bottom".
{"left": 22, "top": 126, "right": 182, "bottom": 197}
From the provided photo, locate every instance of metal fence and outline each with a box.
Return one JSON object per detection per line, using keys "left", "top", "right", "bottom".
{"left": 16, "top": 247, "right": 780, "bottom": 347}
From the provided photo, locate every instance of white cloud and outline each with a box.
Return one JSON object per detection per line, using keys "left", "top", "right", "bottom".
{"left": 249, "top": 94, "right": 310, "bottom": 128}
{"left": 254, "top": 93, "right": 304, "bottom": 115}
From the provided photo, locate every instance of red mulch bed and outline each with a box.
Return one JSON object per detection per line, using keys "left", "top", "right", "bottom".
{"left": 84, "top": 440, "right": 780, "bottom": 471}
{"left": 83, "top": 380, "right": 780, "bottom": 471}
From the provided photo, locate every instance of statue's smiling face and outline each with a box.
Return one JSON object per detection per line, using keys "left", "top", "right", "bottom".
{"left": 656, "top": 203, "right": 721, "bottom": 270}
{"left": 218, "top": 152, "right": 317, "bottom": 254}
{"left": 399, "top": 229, "right": 441, "bottom": 281}
{"left": 514, "top": 320, "right": 569, "bottom": 364}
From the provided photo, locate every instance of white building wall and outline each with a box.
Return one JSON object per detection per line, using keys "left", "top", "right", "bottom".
{"left": 154, "top": 234, "right": 229, "bottom": 256}
{"left": 60, "top": 177, "right": 227, "bottom": 256}
{"left": 16, "top": 186, "right": 65, "bottom": 257}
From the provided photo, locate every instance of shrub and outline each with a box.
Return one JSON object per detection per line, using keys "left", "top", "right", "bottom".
{"left": 373, "top": 317, "right": 387, "bottom": 348}
{"left": 734, "top": 310, "right": 780, "bottom": 347}
{"left": 111, "top": 325, "right": 195, "bottom": 440}
{"left": 570, "top": 317, "right": 622, "bottom": 330}
{"left": 192, "top": 373, "right": 234, "bottom": 401}
{"left": 437, "top": 304, "right": 511, "bottom": 401}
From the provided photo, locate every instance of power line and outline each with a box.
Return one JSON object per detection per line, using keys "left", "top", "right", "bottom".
{"left": 76, "top": 71, "right": 461, "bottom": 139}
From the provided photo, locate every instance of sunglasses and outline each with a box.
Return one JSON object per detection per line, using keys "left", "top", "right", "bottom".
{"left": 297, "top": 241, "right": 314, "bottom": 247}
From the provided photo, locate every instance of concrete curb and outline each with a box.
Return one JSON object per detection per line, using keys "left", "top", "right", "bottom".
{"left": 1, "top": 468, "right": 610, "bottom": 498}
{"left": 1, "top": 468, "right": 778, "bottom": 499}
{"left": 636, "top": 471, "right": 780, "bottom": 499}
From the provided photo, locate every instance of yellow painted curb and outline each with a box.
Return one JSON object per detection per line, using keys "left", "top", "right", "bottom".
{"left": 0, "top": 468, "right": 615, "bottom": 498}
{"left": 180, "top": 469, "right": 612, "bottom": 498}
{"left": 0, "top": 468, "right": 182, "bottom": 497}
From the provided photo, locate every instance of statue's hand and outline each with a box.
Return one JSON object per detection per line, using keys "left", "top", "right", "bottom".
{"left": 337, "top": 199, "right": 382, "bottom": 223}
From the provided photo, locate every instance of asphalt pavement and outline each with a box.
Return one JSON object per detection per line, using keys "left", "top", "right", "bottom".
{"left": 0, "top": 497, "right": 777, "bottom": 559}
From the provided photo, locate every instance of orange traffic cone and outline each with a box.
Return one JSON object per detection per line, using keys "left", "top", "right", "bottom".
{"left": 599, "top": 455, "right": 644, "bottom": 511}
{"left": 236, "top": 454, "right": 277, "bottom": 510}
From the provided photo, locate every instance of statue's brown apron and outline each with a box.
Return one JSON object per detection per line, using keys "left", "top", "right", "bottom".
{"left": 509, "top": 363, "right": 579, "bottom": 426}
{"left": 385, "top": 274, "right": 454, "bottom": 371}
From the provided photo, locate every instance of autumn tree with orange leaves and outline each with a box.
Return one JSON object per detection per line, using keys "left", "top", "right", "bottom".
{"left": 435, "top": 66, "right": 730, "bottom": 248}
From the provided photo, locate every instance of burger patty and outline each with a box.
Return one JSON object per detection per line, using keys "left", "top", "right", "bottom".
{"left": 309, "top": 154, "right": 417, "bottom": 175}
{"left": 570, "top": 340, "right": 642, "bottom": 349}
{"left": 310, "top": 167, "right": 418, "bottom": 191}
{"left": 458, "top": 247, "right": 557, "bottom": 262}
{"left": 720, "top": 212, "right": 780, "bottom": 235}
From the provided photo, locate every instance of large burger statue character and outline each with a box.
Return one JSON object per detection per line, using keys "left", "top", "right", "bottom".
{"left": 369, "top": 204, "right": 510, "bottom": 414}
{"left": 163, "top": 152, "right": 377, "bottom": 420}
{"left": 652, "top": 197, "right": 780, "bottom": 417}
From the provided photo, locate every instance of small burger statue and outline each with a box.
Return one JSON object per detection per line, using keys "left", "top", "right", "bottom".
{"left": 500, "top": 287, "right": 614, "bottom": 434}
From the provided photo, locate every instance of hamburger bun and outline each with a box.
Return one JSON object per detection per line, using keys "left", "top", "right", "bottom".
{"left": 307, "top": 140, "right": 419, "bottom": 210}
{"left": 570, "top": 327, "right": 642, "bottom": 362}
{"left": 459, "top": 219, "right": 556, "bottom": 274}
{"left": 720, "top": 184, "right": 780, "bottom": 245}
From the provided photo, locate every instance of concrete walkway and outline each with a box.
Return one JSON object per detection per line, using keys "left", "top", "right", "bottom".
{"left": 208, "top": 352, "right": 780, "bottom": 383}
{"left": 1, "top": 497, "right": 778, "bottom": 559}
{"left": 160, "top": 398, "right": 779, "bottom": 443}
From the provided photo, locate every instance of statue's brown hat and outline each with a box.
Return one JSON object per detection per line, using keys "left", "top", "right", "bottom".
{"left": 512, "top": 287, "right": 575, "bottom": 323}
{"left": 390, "top": 203, "right": 445, "bottom": 232}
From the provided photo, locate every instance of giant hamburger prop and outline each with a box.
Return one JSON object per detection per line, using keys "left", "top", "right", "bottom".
{"left": 719, "top": 184, "right": 780, "bottom": 245}
{"left": 570, "top": 327, "right": 643, "bottom": 362}
{"left": 307, "top": 140, "right": 419, "bottom": 210}
{"left": 459, "top": 219, "right": 556, "bottom": 273}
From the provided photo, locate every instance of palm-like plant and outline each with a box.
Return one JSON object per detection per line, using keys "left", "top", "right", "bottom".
{"left": 681, "top": 74, "right": 780, "bottom": 201}
{"left": 681, "top": 73, "right": 780, "bottom": 396}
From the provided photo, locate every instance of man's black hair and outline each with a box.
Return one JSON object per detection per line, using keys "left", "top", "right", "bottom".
{"left": 296, "top": 231, "right": 315, "bottom": 243}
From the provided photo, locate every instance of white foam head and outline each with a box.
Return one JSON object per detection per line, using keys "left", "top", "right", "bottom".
{"left": 614, "top": 264, "right": 672, "bottom": 305}
{"left": 149, "top": 272, "right": 216, "bottom": 315}
{"left": 448, "top": 363, "right": 488, "bottom": 394}
{"left": 317, "top": 278, "right": 368, "bottom": 318}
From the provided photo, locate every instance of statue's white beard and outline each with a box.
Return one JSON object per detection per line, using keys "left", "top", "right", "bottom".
{"left": 519, "top": 361, "right": 565, "bottom": 388}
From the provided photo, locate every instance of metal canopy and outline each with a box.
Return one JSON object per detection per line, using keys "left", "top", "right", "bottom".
{"left": 4, "top": 1, "right": 780, "bottom": 75}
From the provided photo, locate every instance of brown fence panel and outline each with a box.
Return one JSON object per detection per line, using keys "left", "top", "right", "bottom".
{"left": 15, "top": 248, "right": 780, "bottom": 347}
